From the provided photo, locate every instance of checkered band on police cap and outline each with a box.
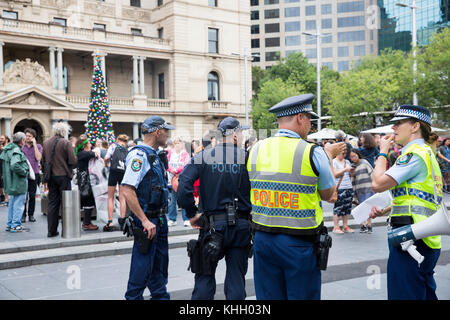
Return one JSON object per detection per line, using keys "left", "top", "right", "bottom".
{"left": 275, "top": 103, "right": 314, "bottom": 118}
{"left": 392, "top": 105, "right": 432, "bottom": 126}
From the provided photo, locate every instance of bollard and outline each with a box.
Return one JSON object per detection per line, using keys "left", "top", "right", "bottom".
{"left": 62, "top": 189, "right": 81, "bottom": 239}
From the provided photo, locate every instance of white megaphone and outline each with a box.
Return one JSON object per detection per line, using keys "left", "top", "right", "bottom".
{"left": 388, "top": 204, "right": 450, "bottom": 265}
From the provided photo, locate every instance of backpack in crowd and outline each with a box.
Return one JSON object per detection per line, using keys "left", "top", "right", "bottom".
{"left": 110, "top": 145, "right": 128, "bottom": 172}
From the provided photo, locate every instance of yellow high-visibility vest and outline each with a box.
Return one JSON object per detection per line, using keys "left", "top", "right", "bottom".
{"left": 247, "top": 136, "right": 323, "bottom": 235}
{"left": 390, "top": 143, "right": 443, "bottom": 249}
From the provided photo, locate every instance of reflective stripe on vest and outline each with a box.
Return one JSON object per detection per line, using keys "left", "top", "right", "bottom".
{"left": 390, "top": 143, "right": 443, "bottom": 249}
{"left": 248, "top": 137, "right": 322, "bottom": 232}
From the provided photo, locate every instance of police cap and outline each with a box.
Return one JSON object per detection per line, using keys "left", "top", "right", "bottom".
{"left": 269, "top": 93, "right": 318, "bottom": 119}
{"left": 390, "top": 105, "right": 432, "bottom": 126}
{"left": 141, "top": 115, "right": 175, "bottom": 134}
{"left": 217, "top": 117, "right": 250, "bottom": 136}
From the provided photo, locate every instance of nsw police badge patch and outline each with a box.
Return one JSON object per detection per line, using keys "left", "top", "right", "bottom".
{"left": 131, "top": 159, "right": 143, "bottom": 172}
{"left": 396, "top": 153, "right": 412, "bottom": 165}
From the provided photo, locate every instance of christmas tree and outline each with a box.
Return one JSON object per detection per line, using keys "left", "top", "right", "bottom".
{"left": 85, "top": 55, "right": 115, "bottom": 144}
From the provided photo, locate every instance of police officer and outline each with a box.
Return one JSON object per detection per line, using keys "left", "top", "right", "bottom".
{"left": 247, "top": 94, "right": 345, "bottom": 300}
{"left": 370, "top": 105, "right": 443, "bottom": 300}
{"left": 121, "top": 115, "right": 174, "bottom": 300}
{"left": 177, "top": 117, "right": 252, "bottom": 300}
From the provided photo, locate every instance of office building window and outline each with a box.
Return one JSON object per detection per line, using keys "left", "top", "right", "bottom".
{"left": 265, "top": 51, "right": 280, "bottom": 61}
{"left": 131, "top": 28, "right": 143, "bottom": 36}
{"left": 208, "top": 28, "right": 219, "bottom": 53}
{"left": 286, "top": 50, "right": 300, "bottom": 58}
{"left": 285, "top": 21, "right": 300, "bottom": 32}
{"left": 322, "top": 33, "right": 332, "bottom": 43}
{"left": 338, "top": 16, "right": 365, "bottom": 28}
{"left": 265, "top": 9, "right": 279, "bottom": 19}
{"left": 265, "top": 23, "right": 280, "bottom": 33}
{"left": 264, "top": 0, "right": 279, "bottom": 4}
{"left": 251, "top": 11, "right": 260, "bottom": 20}
{"left": 251, "top": 25, "right": 260, "bottom": 34}
{"left": 337, "top": 1, "right": 364, "bottom": 13}
{"left": 93, "top": 23, "right": 106, "bottom": 31}
{"left": 251, "top": 39, "right": 260, "bottom": 48}
{"left": 305, "top": 20, "right": 316, "bottom": 30}
{"left": 338, "top": 46, "right": 349, "bottom": 57}
{"left": 284, "top": 7, "right": 300, "bottom": 17}
{"left": 208, "top": 72, "right": 220, "bottom": 100}
{"left": 131, "top": 0, "right": 141, "bottom": 7}
{"left": 157, "top": 0, "right": 163, "bottom": 6}
{"left": 251, "top": 0, "right": 259, "bottom": 6}
{"left": 338, "top": 30, "right": 365, "bottom": 42}
{"left": 265, "top": 37, "right": 280, "bottom": 47}
{"left": 158, "top": 73, "right": 165, "bottom": 99}
{"left": 354, "top": 45, "right": 366, "bottom": 56}
{"left": 2, "top": 10, "right": 18, "bottom": 20}
{"left": 306, "top": 49, "right": 317, "bottom": 59}
{"left": 53, "top": 18, "right": 67, "bottom": 26}
{"left": 321, "top": 4, "right": 332, "bottom": 15}
{"left": 322, "top": 62, "right": 333, "bottom": 69}
{"left": 208, "top": 0, "right": 217, "bottom": 6}
{"left": 285, "top": 35, "right": 300, "bottom": 46}
{"left": 285, "top": 0, "right": 299, "bottom": 2}
{"left": 322, "top": 18, "right": 332, "bottom": 29}
{"left": 322, "top": 47, "right": 333, "bottom": 58}
{"left": 305, "top": 6, "right": 316, "bottom": 16}
{"left": 338, "top": 61, "right": 349, "bottom": 71}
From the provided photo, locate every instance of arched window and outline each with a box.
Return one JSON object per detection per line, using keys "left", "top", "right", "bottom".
{"left": 207, "top": 71, "right": 219, "bottom": 101}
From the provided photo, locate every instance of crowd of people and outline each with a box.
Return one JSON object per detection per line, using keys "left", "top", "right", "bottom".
{"left": 0, "top": 121, "right": 449, "bottom": 238}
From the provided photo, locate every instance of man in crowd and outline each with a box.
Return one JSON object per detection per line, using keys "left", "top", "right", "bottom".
{"left": 1, "top": 132, "right": 29, "bottom": 232}
{"left": 42, "top": 122, "right": 77, "bottom": 237}
{"left": 21, "top": 128, "right": 42, "bottom": 223}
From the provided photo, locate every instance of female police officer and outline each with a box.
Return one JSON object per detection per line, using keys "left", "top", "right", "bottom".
{"left": 121, "top": 115, "right": 174, "bottom": 300}
{"left": 370, "top": 105, "right": 443, "bottom": 300}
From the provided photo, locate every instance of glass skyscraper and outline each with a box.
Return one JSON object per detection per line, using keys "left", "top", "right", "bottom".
{"left": 378, "top": 0, "right": 450, "bottom": 52}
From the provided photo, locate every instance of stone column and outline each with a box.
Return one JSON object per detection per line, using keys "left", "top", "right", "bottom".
{"left": 133, "top": 122, "right": 139, "bottom": 140}
{"left": 48, "top": 47, "right": 56, "bottom": 89}
{"left": 0, "top": 42, "right": 4, "bottom": 86}
{"left": 100, "top": 53, "right": 107, "bottom": 84}
{"left": 139, "top": 56, "right": 146, "bottom": 95}
{"left": 4, "top": 118, "right": 11, "bottom": 138}
{"left": 56, "top": 47, "right": 64, "bottom": 91}
{"left": 132, "top": 56, "right": 139, "bottom": 95}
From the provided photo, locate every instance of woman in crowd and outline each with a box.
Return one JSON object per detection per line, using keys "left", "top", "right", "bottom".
{"left": 349, "top": 149, "right": 374, "bottom": 233}
{"left": 358, "top": 133, "right": 379, "bottom": 168}
{"left": 103, "top": 134, "right": 129, "bottom": 231}
{"left": 437, "top": 137, "right": 450, "bottom": 193}
{"left": 332, "top": 150, "right": 355, "bottom": 234}
{"left": 167, "top": 137, "right": 190, "bottom": 227}
{"left": 75, "top": 135, "right": 99, "bottom": 231}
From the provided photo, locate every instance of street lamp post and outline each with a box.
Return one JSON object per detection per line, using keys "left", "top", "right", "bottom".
{"left": 232, "top": 49, "right": 259, "bottom": 127}
{"left": 396, "top": 1, "right": 418, "bottom": 105}
{"left": 302, "top": 30, "right": 322, "bottom": 131}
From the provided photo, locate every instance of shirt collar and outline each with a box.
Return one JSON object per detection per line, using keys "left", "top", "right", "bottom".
{"left": 402, "top": 138, "right": 425, "bottom": 151}
{"left": 275, "top": 129, "right": 301, "bottom": 138}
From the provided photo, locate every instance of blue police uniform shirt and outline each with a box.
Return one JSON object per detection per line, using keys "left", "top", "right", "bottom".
{"left": 122, "top": 143, "right": 168, "bottom": 212}
{"left": 275, "top": 129, "right": 335, "bottom": 190}
{"left": 122, "top": 143, "right": 154, "bottom": 189}
{"left": 385, "top": 138, "right": 428, "bottom": 185}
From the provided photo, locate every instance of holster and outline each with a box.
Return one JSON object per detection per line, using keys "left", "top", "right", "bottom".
{"left": 133, "top": 226, "right": 154, "bottom": 255}
{"left": 315, "top": 227, "right": 332, "bottom": 271}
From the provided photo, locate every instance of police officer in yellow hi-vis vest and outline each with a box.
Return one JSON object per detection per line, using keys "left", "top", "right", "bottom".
{"left": 247, "top": 93, "right": 346, "bottom": 300}
{"left": 370, "top": 104, "right": 443, "bottom": 300}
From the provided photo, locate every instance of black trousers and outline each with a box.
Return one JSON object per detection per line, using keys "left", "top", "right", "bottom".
{"left": 23, "top": 175, "right": 40, "bottom": 218}
{"left": 47, "top": 176, "right": 71, "bottom": 234}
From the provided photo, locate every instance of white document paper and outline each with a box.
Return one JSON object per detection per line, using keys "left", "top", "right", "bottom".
{"left": 351, "top": 191, "right": 392, "bottom": 224}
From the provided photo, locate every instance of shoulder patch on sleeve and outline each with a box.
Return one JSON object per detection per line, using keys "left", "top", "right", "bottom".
{"left": 396, "top": 153, "right": 413, "bottom": 165}
{"left": 131, "top": 158, "right": 143, "bottom": 172}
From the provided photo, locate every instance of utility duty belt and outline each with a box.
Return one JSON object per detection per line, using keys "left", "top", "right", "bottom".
{"left": 206, "top": 210, "right": 250, "bottom": 226}
{"left": 145, "top": 206, "right": 168, "bottom": 219}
